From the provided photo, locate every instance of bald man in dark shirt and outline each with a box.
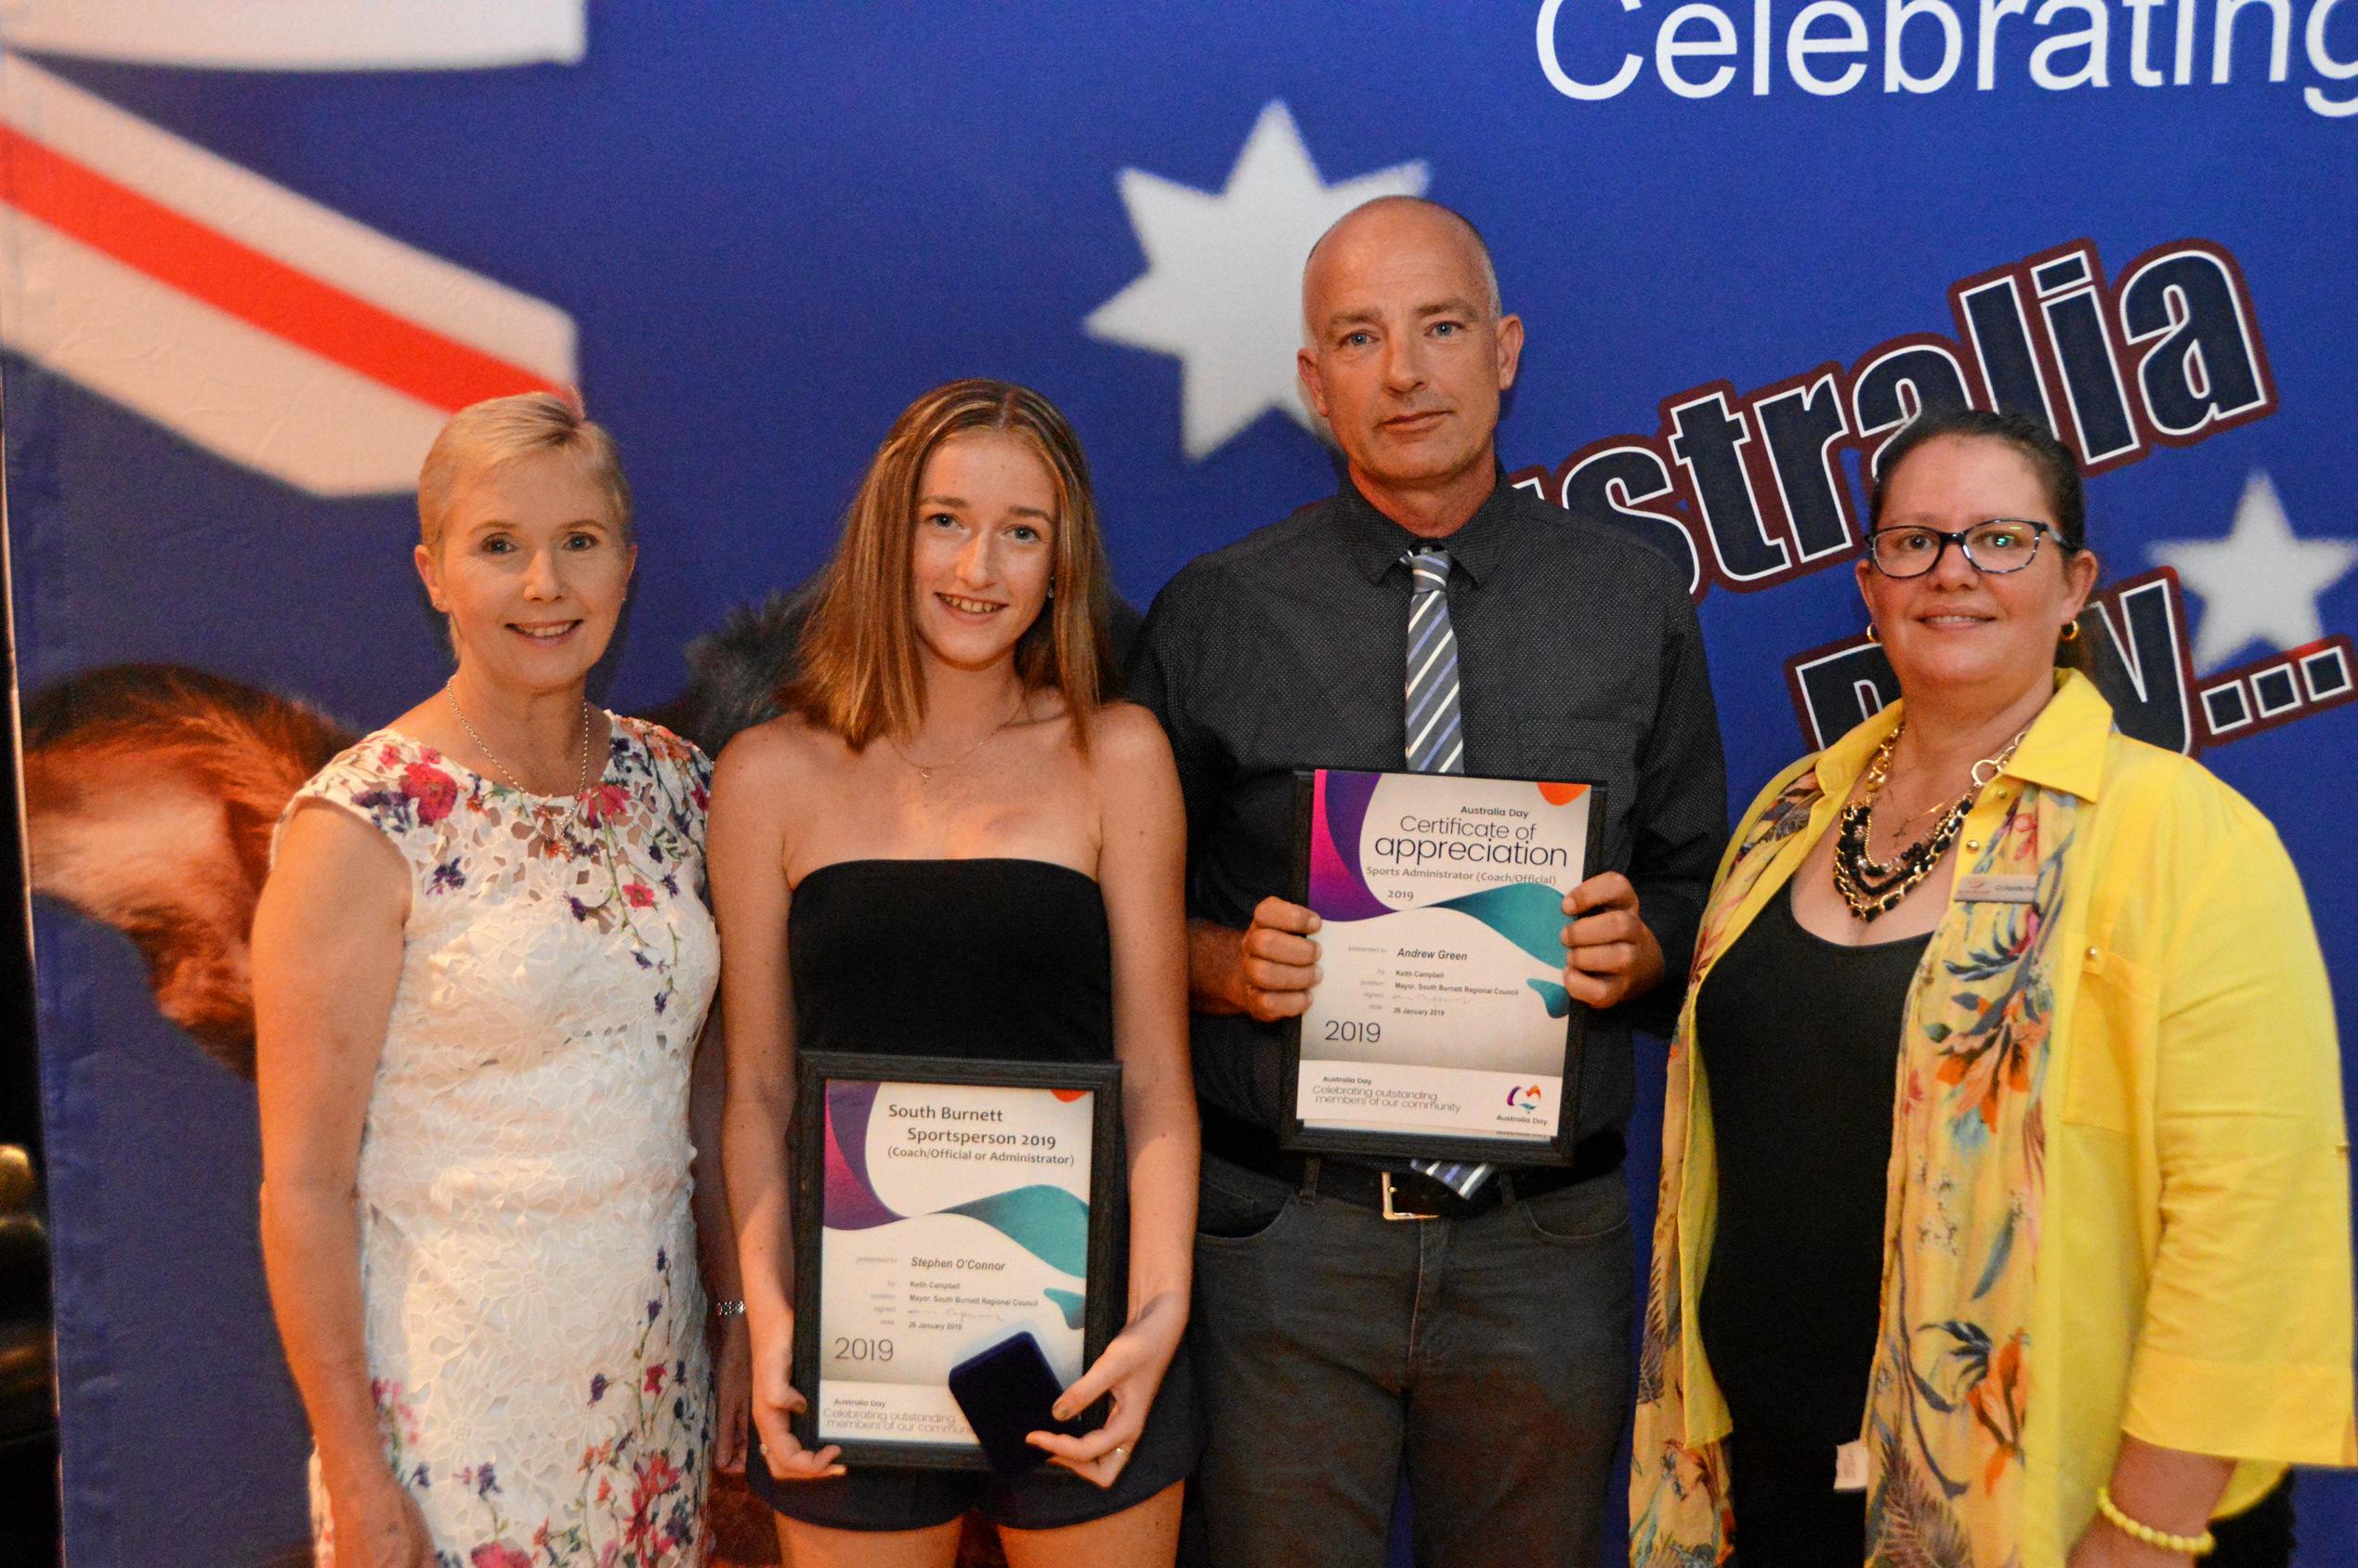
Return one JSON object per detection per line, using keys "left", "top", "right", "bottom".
{"left": 1129, "top": 198, "right": 1726, "bottom": 1567}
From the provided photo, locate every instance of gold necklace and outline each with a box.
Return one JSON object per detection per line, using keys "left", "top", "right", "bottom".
{"left": 1831, "top": 722, "right": 2027, "bottom": 921}
{"left": 885, "top": 691, "right": 1026, "bottom": 783}
{"left": 445, "top": 682, "right": 593, "bottom": 804}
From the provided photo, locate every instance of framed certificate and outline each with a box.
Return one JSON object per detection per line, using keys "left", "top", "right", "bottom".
{"left": 1282, "top": 767, "right": 1606, "bottom": 1165}
{"left": 791, "top": 1052, "right": 1122, "bottom": 1470}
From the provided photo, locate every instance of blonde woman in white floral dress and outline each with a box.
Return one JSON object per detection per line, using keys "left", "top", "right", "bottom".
{"left": 254, "top": 394, "right": 746, "bottom": 1568}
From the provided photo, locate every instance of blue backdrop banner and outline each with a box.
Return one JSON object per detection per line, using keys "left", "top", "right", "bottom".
{"left": 2, "top": 5, "right": 2351, "bottom": 1562}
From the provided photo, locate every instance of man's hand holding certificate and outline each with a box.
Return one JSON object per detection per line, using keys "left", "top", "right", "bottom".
{"left": 1273, "top": 769, "right": 1624, "bottom": 1163}
{"left": 1206, "top": 876, "right": 1652, "bottom": 1020}
{"left": 1556, "top": 870, "right": 1663, "bottom": 1011}
{"left": 1188, "top": 897, "right": 1325, "bottom": 1023}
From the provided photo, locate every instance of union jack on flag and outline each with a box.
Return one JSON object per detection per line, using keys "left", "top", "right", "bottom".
{"left": 0, "top": 1, "right": 584, "bottom": 493}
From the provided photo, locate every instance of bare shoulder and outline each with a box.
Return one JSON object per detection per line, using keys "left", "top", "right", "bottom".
{"left": 1088, "top": 701, "right": 1177, "bottom": 784}
{"left": 1084, "top": 698, "right": 1179, "bottom": 820}
{"left": 1086, "top": 705, "right": 1182, "bottom": 884}
{"left": 714, "top": 711, "right": 842, "bottom": 796}
{"left": 385, "top": 691, "right": 446, "bottom": 739}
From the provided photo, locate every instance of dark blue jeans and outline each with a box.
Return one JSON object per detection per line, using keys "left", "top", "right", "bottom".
{"left": 1188, "top": 1151, "right": 1634, "bottom": 1568}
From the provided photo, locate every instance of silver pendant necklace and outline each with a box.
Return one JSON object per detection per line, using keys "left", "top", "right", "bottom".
{"left": 445, "top": 681, "right": 594, "bottom": 805}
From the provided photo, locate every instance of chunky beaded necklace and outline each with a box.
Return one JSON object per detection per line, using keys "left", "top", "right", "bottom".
{"left": 1831, "top": 723, "right": 2027, "bottom": 921}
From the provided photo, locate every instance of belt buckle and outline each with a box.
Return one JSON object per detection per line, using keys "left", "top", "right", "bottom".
{"left": 1380, "top": 1171, "right": 1440, "bottom": 1222}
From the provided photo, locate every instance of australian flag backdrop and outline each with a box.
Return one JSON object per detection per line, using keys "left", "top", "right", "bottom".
{"left": 2, "top": 4, "right": 2353, "bottom": 1562}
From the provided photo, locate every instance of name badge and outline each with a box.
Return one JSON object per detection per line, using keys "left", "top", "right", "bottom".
{"left": 1955, "top": 873, "right": 2037, "bottom": 904}
{"left": 1834, "top": 1441, "right": 1869, "bottom": 1493}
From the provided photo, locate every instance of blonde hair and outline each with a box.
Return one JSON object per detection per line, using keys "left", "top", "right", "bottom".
{"left": 416, "top": 390, "right": 632, "bottom": 552}
{"left": 785, "top": 379, "right": 1113, "bottom": 751}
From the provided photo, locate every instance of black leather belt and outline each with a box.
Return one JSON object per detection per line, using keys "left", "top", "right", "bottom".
{"left": 1199, "top": 1102, "right": 1624, "bottom": 1222}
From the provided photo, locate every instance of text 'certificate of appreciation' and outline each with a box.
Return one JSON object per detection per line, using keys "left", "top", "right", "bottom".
{"left": 1289, "top": 768, "right": 1603, "bottom": 1162}
{"left": 807, "top": 1068, "right": 1105, "bottom": 1461}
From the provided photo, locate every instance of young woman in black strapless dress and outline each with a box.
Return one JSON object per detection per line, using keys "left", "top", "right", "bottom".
{"left": 710, "top": 380, "right": 1199, "bottom": 1568}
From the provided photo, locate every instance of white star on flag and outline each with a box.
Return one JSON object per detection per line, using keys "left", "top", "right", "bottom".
{"left": 2149, "top": 471, "right": 2357, "bottom": 672}
{"left": 1086, "top": 100, "right": 1428, "bottom": 460}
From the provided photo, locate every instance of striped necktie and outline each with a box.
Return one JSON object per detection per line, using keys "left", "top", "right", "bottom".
{"left": 1404, "top": 547, "right": 1465, "bottom": 775}
{"left": 1402, "top": 547, "right": 1490, "bottom": 1197}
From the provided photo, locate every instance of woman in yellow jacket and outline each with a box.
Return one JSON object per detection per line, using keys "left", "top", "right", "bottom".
{"left": 1630, "top": 406, "right": 2353, "bottom": 1568}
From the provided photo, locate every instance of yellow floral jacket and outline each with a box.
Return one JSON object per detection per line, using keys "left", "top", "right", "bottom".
{"left": 1631, "top": 673, "right": 2355, "bottom": 1567}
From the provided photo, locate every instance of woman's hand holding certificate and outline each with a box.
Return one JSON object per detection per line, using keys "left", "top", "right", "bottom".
{"left": 1025, "top": 1287, "right": 1186, "bottom": 1487}
{"left": 782, "top": 1058, "right": 1125, "bottom": 1472}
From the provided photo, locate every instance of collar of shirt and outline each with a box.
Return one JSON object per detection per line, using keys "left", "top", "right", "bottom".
{"left": 1809, "top": 669, "right": 2114, "bottom": 804}
{"left": 1334, "top": 465, "right": 1517, "bottom": 587}
{"left": 1998, "top": 669, "right": 2111, "bottom": 801}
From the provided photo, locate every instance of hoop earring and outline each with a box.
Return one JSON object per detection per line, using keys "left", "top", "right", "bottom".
{"left": 1865, "top": 622, "right": 1880, "bottom": 644}
{"left": 2060, "top": 621, "right": 2081, "bottom": 643}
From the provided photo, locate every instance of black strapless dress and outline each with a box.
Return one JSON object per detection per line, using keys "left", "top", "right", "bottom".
{"left": 748, "top": 858, "right": 1200, "bottom": 1531}
{"left": 788, "top": 857, "right": 1116, "bottom": 1066}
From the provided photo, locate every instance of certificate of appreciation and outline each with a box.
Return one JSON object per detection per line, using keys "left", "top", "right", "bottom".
{"left": 791, "top": 1052, "right": 1120, "bottom": 1470}
{"left": 1284, "top": 768, "right": 1605, "bottom": 1165}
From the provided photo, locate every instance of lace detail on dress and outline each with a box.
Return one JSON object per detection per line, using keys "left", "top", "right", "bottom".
{"left": 282, "top": 716, "right": 720, "bottom": 1566}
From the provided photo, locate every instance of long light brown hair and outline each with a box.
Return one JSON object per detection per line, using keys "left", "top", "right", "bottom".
{"left": 783, "top": 379, "right": 1114, "bottom": 749}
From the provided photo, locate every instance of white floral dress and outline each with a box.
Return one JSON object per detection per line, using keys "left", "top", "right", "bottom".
{"left": 278, "top": 715, "right": 719, "bottom": 1567}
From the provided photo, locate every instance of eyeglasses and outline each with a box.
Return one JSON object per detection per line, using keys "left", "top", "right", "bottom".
{"left": 1864, "top": 518, "right": 2066, "bottom": 579}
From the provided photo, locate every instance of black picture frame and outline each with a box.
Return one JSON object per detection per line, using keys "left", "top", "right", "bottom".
{"left": 1279, "top": 766, "right": 1607, "bottom": 1167}
{"left": 790, "top": 1051, "right": 1123, "bottom": 1470}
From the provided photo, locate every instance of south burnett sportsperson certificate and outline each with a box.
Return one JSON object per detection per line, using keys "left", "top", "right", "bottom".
{"left": 1285, "top": 768, "right": 1605, "bottom": 1164}
{"left": 792, "top": 1053, "right": 1119, "bottom": 1470}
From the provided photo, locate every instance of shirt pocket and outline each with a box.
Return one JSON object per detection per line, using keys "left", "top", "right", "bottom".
{"left": 2058, "top": 941, "right": 2146, "bottom": 1133}
{"left": 1513, "top": 713, "right": 1639, "bottom": 865}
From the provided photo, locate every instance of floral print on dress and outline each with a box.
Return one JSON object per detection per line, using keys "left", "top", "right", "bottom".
{"left": 429, "top": 1248, "right": 714, "bottom": 1568}
{"left": 314, "top": 720, "right": 714, "bottom": 1026}
{"left": 284, "top": 716, "right": 719, "bottom": 1568}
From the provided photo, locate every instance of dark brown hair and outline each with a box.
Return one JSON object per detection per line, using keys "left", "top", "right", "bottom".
{"left": 1870, "top": 406, "right": 2094, "bottom": 666}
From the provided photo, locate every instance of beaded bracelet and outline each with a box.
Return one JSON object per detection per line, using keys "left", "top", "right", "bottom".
{"left": 2095, "top": 1486, "right": 2215, "bottom": 1557}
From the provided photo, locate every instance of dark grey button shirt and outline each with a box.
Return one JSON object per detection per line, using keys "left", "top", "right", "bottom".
{"left": 1126, "top": 475, "right": 1728, "bottom": 1142}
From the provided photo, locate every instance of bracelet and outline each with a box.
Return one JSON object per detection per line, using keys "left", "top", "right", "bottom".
{"left": 713, "top": 1299, "right": 746, "bottom": 1320}
{"left": 2095, "top": 1486, "right": 2215, "bottom": 1557}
